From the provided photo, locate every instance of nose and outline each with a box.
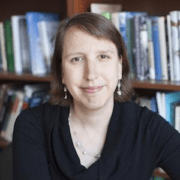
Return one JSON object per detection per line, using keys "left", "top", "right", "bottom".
{"left": 83, "top": 59, "right": 98, "bottom": 81}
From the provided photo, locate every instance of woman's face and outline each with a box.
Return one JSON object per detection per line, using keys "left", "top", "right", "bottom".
{"left": 62, "top": 28, "right": 122, "bottom": 110}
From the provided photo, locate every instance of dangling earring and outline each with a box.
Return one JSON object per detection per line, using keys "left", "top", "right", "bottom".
{"left": 64, "top": 86, "right": 67, "bottom": 99}
{"left": 117, "top": 80, "right": 121, "bottom": 96}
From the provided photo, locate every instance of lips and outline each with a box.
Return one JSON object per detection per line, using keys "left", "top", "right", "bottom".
{"left": 82, "top": 86, "right": 103, "bottom": 94}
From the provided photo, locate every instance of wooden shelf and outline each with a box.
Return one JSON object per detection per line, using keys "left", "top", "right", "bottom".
{"left": 0, "top": 72, "right": 51, "bottom": 83}
{"left": 0, "top": 73, "right": 180, "bottom": 91}
{"left": 132, "top": 79, "right": 180, "bottom": 91}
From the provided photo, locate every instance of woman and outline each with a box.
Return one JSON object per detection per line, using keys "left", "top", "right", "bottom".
{"left": 13, "top": 12, "right": 180, "bottom": 180}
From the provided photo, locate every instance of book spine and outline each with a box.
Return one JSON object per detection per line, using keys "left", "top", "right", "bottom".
{"left": 127, "top": 18, "right": 135, "bottom": 79}
{"left": 166, "top": 15, "right": 174, "bottom": 81}
{"left": 139, "top": 16, "right": 149, "bottom": 80}
{"left": 170, "top": 11, "right": 180, "bottom": 81}
{"left": 26, "top": 13, "right": 47, "bottom": 75}
{"left": 4, "top": 20, "right": 14, "bottom": 73}
{"left": 0, "top": 23, "right": 8, "bottom": 72}
{"left": 133, "top": 16, "right": 142, "bottom": 80}
{"left": 175, "top": 106, "right": 180, "bottom": 132}
{"left": 19, "top": 18, "right": 31, "bottom": 73}
{"left": 11, "top": 16, "right": 23, "bottom": 74}
{"left": 111, "top": 12, "right": 120, "bottom": 31}
{"left": 158, "top": 16, "right": 168, "bottom": 80}
{"left": 151, "top": 17, "right": 162, "bottom": 80}
{"left": 5, "top": 91, "right": 24, "bottom": 142}
{"left": 147, "top": 19, "right": 156, "bottom": 80}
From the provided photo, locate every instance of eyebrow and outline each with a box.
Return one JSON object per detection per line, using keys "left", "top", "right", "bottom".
{"left": 65, "top": 50, "right": 115, "bottom": 58}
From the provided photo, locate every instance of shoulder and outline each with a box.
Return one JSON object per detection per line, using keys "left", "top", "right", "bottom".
{"left": 116, "top": 100, "right": 170, "bottom": 131}
{"left": 14, "top": 103, "right": 62, "bottom": 136}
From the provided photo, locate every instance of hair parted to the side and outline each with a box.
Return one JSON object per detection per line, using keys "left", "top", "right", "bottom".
{"left": 50, "top": 12, "right": 134, "bottom": 106}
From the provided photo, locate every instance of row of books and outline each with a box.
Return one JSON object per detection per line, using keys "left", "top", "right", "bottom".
{"left": 109, "top": 11, "right": 180, "bottom": 81}
{"left": 0, "top": 11, "right": 60, "bottom": 76}
{"left": 136, "top": 91, "right": 180, "bottom": 132}
{"left": 0, "top": 83, "right": 50, "bottom": 142}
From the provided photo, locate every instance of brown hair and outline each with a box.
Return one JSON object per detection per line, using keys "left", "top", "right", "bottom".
{"left": 50, "top": 12, "right": 133, "bottom": 106}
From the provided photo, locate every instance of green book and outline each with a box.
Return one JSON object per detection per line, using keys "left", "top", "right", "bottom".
{"left": 101, "top": 12, "right": 112, "bottom": 20}
{"left": 4, "top": 20, "right": 14, "bottom": 73}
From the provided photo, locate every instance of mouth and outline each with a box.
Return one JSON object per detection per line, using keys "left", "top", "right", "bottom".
{"left": 82, "top": 86, "right": 104, "bottom": 94}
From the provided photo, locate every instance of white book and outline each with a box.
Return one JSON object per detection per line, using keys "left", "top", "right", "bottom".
{"left": 5, "top": 90, "right": 24, "bottom": 142}
{"left": 111, "top": 12, "right": 120, "bottom": 30}
{"left": 38, "top": 21, "right": 59, "bottom": 73}
{"left": 175, "top": 105, "right": 180, "bottom": 132}
{"left": 0, "top": 22, "right": 8, "bottom": 72}
{"left": 139, "top": 96, "right": 151, "bottom": 109}
{"left": 156, "top": 92, "right": 163, "bottom": 117}
{"left": 170, "top": 11, "right": 180, "bottom": 81}
{"left": 158, "top": 17, "right": 168, "bottom": 80}
{"left": 90, "top": 3, "right": 122, "bottom": 14}
{"left": 147, "top": 19, "right": 156, "bottom": 80}
{"left": 11, "top": 16, "right": 24, "bottom": 74}
{"left": 11, "top": 15, "right": 31, "bottom": 74}
{"left": 166, "top": 15, "right": 174, "bottom": 81}
{"left": 161, "top": 92, "right": 166, "bottom": 119}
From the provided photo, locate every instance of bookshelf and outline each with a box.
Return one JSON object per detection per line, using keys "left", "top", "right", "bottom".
{"left": 0, "top": 0, "right": 179, "bottom": 179}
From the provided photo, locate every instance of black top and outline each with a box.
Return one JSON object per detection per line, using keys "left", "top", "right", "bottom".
{"left": 13, "top": 101, "right": 180, "bottom": 180}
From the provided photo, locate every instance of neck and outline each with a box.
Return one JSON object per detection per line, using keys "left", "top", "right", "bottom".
{"left": 70, "top": 100, "right": 114, "bottom": 132}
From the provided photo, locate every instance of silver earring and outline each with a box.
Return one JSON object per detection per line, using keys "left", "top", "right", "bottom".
{"left": 117, "top": 80, "right": 121, "bottom": 96}
{"left": 64, "top": 86, "right": 67, "bottom": 99}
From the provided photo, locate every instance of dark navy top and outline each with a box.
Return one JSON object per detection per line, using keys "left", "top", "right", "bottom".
{"left": 13, "top": 101, "right": 180, "bottom": 180}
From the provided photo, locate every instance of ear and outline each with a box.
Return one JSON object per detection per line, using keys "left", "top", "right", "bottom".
{"left": 118, "top": 57, "right": 122, "bottom": 80}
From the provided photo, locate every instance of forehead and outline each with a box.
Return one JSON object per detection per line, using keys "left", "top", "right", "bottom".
{"left": 63, "top": 27, "right": 117, "bottom": 51}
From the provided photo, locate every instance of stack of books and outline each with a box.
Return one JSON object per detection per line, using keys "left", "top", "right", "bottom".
{"left": 110, "top": 11, "right": 180, "bottom": 82}
{"left": 0, "top": 83, "right": 50, "bottom": 142}
{"left": 136, "top": 91, "right": 180, "bottom": 132}
{"left": 0, "top": 12, "right": 60, "bottom": 76}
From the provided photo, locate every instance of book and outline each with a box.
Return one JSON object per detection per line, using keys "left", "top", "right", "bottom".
{"left": 115, "top": 12, "right": 147, "bottom": 79}
{"left": 0, "top": 85, "right": 11, "bottom": 131}
{"left": 4, "top": 20, "right": 14, "bottom": 73}
{"left": 5, "top": 90, "right": 24, "bottom": 142}
{"left": 126, "top": 17, "right": 135, "bottom": 79}
{"left": 0, "top": 22, "right": 8, "bottom": 72}
{"left": 138, "top": 96, "right": 151, "bottom": 109}
{"left": 172, "top": 101, "right": 180, "bottom": 130}
{"left": 166, "top": 15, "right": 174, "bottom": 81}
{"left": 174, "top": 103, "right": 180, "bottom": 132}
{"left": 158, "top": 16, "right": 168, "bottom": 80}
{"left": 151, "top": 96, "right": 158, "bottom": 113}
{"left": 139, "top": 15, "right": 149, "bottom": 80}
{"left": 111, "top": 12, "right": 120, "bottom": 30}
{"left": 26, "top": 12, "right": 60, "bottom": 76}
{"left": 164, "top": 91, "right": 180, "bottom": 125}
{"left": 37, "top": 20, "right": 59, "bottom": 73}
{"left": 0, "top": 89, "right": 15, "bottom": 139}
{"left": 170, "top": 11, "right": 180, "bottom": 81}
{"left": 29, "top": 90, "right": 49, "bottom": 108}
{"left": 151, "top": 17, "right": 162, "bottom": 80}
{"left": 133, "top": 16, "right": 142, "bottom": 80}
{"left": 147, "top": 18, "right": 156, "bottom": 80}
{"left": 90, "top": 3, "right": 122, "bottom": 14}
{"left": 156, "top": 92, "right": 163, "bottom": 117}
{"left": 11, "top": 15, "right": 31, "bottom": 74}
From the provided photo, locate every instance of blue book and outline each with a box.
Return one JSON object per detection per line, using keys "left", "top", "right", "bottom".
{"left": 151, "top": 96, "right": 158, "bottom": 113}
{"left": 26, "top": 12, "right": 60, "bottom": 76}
{"left": 165, "top": 91, "right": 180, "bottom": 125}
{"left": 151, "top": 17, "right": 162, "bottom": 80}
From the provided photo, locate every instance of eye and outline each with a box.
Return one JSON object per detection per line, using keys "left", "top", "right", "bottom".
{"left": 71, "top": 57, "right": 84, "bottom": 62}
{"left": 99, "top": 54, "right": 110, "bottom": 59}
